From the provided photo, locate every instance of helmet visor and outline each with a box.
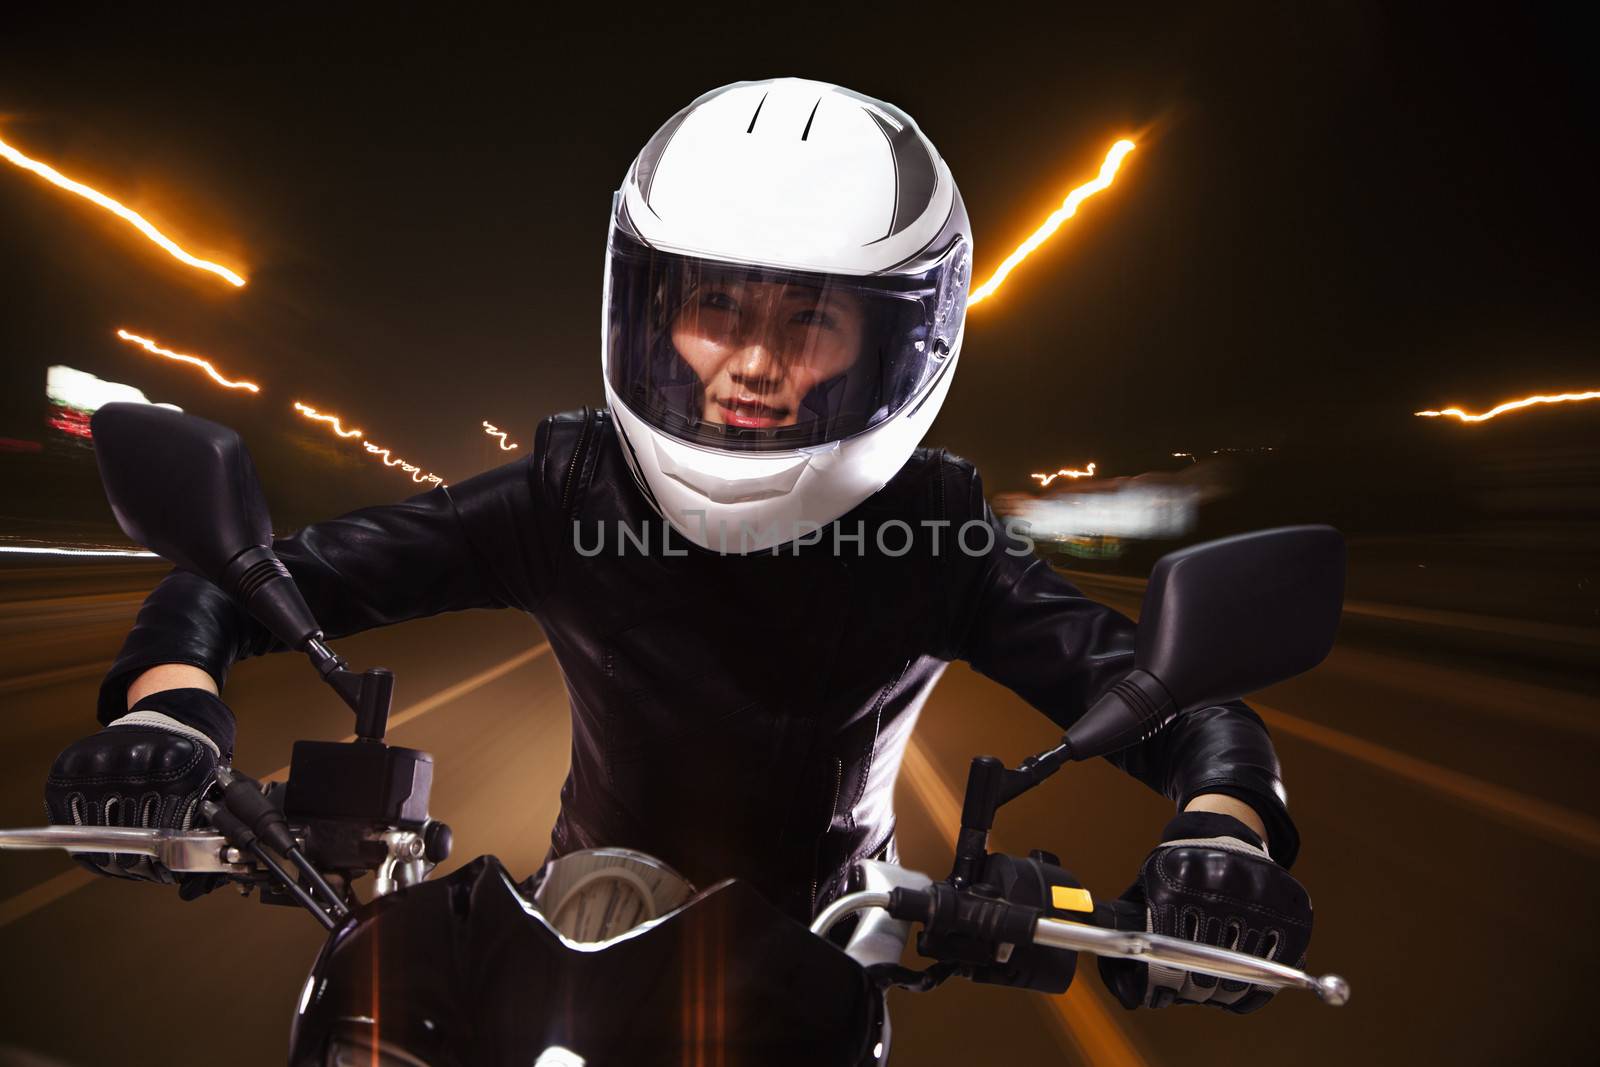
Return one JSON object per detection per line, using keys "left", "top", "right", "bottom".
{"left": 605, "top": 230, "right": 968, "bottom": 452}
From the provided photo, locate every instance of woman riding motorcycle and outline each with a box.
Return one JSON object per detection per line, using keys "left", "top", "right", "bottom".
{"left": 45, "top": 78, "right": 1312, "bottom": 1015}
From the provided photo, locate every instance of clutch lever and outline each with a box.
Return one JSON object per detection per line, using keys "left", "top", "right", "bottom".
{"left": 0, "top": 822, "right": 346, "bottom": 931}
{"left": 0, "top": 826, "right": 249, "bottom": 873}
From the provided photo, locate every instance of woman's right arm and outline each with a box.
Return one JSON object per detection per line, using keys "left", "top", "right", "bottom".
{"left": 97, "top": 456, "right": 551, "bottom": 723}
{"left": 125, "top": 663, "right": 217, "bottom": 706}
{"left": 46, "top": 446, "right": 554, "bottom": 870}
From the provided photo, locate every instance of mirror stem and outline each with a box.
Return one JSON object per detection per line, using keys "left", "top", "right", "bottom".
{"left": 949, "top": 747, "right": 1073, "bottom": 887}
{"left": 1059, "top": 669, "right": 1178, "bottom": 764}
{"left": 1007, "top": 741, "right": 1072, "bottom": 799}
{"left": 948, "top": 673, "right": 1182, "bottom": 886}
{"left": 355, "top": 669, "right": 394, "bottom": 742}
{"left": 304, "top": 640, "right": 393, "bottom": 743}
{"left": 950, "top": 756, "right": 1004, "bottom": 888}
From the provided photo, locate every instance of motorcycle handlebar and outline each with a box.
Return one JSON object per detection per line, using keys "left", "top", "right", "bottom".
{"left": 6, "top": 829, "right": 1349, "bottom": 1006}
{"left": 817, "top": 884, "right": 1348, "bottom": 1007}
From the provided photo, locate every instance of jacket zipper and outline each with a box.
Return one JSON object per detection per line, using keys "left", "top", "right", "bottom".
{"left": 560, "top": 407, "right": 593, "bottom": 517}
{"left": 809, "top": 757, "right": 845, "bottom": 917}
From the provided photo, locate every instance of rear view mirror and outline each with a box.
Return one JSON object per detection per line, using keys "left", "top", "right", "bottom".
{"left": 91, "top": 403, "right": 323, "bottom": 651}
{"left": 93, "top": 403, "right": 272, "bottom": 582}
{"left": 1064, "top": 526, "right": 1344, "bottom": 761}
{"left": 1138, "top": 525, "right": 1345, "bottom": 709}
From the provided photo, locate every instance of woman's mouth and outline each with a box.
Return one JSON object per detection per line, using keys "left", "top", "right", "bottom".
{"left": 716, "top": 396, "right": 789, "bottom": 429}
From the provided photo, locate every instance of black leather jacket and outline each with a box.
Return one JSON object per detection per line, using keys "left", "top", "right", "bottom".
{"left": 99, "top": 408, "right": 1299, "bottom": 920}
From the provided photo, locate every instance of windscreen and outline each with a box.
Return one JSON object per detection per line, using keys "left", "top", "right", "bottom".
{"left": 604, "top": 230, "right": 968, "bottom": 452}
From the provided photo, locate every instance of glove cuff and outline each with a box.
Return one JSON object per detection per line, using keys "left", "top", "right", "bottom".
{"left": 1158, "top": 811, "right": 1265, "bottom": 852}
{"left": 122, "top": 688, "right": 235, "bottom": 761}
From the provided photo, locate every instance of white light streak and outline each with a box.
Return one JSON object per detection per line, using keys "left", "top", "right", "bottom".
{"left": 46, "top": 365, "right": 180, "bottom": 414}
{"left": 0, "top": 545, "right": 159, "bottom": 559}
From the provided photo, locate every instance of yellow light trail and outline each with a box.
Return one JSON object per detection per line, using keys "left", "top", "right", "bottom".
{"left": 1031, "top": 462, "right": 1097, "bottom": 487}
{"left": 363, "top": 441, "right": 403, "bottom": 466}
{"left": 114, "top": 329, "right": 260, "bottom": 392}
{"left": 0, "top": 133, "right": 246, "bottom": 288}
{"left": 293, "top": 402, "right": 362, "bottom": 438}
{"left": 482, "top": 421, "right": 520, "bottom": 451}
{"left": 1415, "top": 390, "right": 1600, "bottom": 424}
{"left": 296, "top": 402, "right": 444, "bottom": 486}
{"left": 968, "top": 139, "right": 1136, "bottom": 307}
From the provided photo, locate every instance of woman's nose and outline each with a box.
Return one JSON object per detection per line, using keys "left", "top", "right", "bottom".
{"left": 730, "top": 340, "right": 783, "bottom": 388}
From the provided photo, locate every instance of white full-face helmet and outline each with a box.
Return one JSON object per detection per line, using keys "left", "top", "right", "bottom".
{"left": 603, "top": 77, "right": 971, "bottom": 553}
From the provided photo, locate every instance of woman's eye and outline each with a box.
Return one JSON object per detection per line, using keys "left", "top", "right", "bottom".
{"left": 701, "top": 291, "right": 739, "bottom": 311}
{"left": 793, "top": 308, "right": 837, "bottom": 329}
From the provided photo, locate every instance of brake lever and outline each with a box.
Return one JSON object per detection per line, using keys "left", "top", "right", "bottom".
{"left": 1030, "top": 917, "right": 1350, "bottom": 1005}
{"left": 820, "top": 883, "right": 1350, "bottom": 1007}
{"left": 0, "top": 826, "right": 250, "bottom": 873}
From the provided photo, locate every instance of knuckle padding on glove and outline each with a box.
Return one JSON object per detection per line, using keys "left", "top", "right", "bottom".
{"left": 43, "top": 699, "right": 229, "bottom": 889}
{"left": 1147, "top": 847, "right": 1310, "bottom": 936}
{"left": 123, "top": 688, "right": 235, "bottom": 760}
{"left": 46, "top": 738, "right": 207, "bottom": 789}
{"left": 1099, "top": 814, "right": 1313, "bottom": 1013}
{"left": 1146, "top": 849, "right": 1310, "bottom": 972}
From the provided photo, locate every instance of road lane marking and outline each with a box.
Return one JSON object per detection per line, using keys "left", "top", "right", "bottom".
{"left": 1339, "top": 599, "right": 1599, "bottom": 649}
{"left": 1069, "top": 573, "right": 1600, "bottom": 743}
{"left": 262, "top": 642, "right": 552, "bottom": 780}
{"left": 900, "top": 739, "right": 1149, "bottom": 1067}
{"left": 0, "top": 661, "right": 111, "bottom": 695}
{"left": 0, "top": 643, "right": 552, "bottom": 929}
{"left": 1254, "top": 702, "right": 1600, "bottom": 854}
{"left": 1063, "top": 569, "right": 1600, "bottom": 649}
{"left": 0, "top": 868, "right": 96, "bottom": 929}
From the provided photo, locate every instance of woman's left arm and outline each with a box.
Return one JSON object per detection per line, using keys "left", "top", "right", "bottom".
{"left": 938, "top": 456, "right": 1299, "bottom": 866}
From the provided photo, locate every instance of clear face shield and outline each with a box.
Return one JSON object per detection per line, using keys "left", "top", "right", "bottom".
{"left": 604, "top": 230, "right": 970, "bottom": 453}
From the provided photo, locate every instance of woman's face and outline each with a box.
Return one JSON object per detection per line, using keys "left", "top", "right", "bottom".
{"left": 670, "top": 272, "right": 868, "bottom": 431}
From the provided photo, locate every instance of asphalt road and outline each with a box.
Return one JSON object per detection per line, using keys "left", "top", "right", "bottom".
{"left": 0, "top": 559, "right": 1595, "bottom": 1066}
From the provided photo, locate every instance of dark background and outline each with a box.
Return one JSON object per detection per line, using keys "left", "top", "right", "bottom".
{"left": 1, "top": 3, "right": 1594, "bottom": 528}
{"left": 1, "top": 5, "right": 1597, "bottom": 1066}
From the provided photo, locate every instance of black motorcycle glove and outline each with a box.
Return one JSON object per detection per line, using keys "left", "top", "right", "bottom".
{"left": 44, "top": 688, "right": 234, "bottom": 886}
{"left": 1098, "top": 811, "right": 1312, "bottom": 1013}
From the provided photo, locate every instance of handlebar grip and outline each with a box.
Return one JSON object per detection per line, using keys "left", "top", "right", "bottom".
{"left": 887, "top": 884, "right": 1041, "bottom": 966}
{"left": 1090, "top": 897, "right": 1144, "bottom": 932}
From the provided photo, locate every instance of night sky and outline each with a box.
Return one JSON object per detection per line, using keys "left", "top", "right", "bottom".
{"left": 1, "top": 4, "right": 1593, "bottom": 523}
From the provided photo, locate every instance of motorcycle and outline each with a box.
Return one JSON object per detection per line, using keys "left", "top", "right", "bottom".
{"left": 0, "top": 405, "right": 1350, "bottom": 1065}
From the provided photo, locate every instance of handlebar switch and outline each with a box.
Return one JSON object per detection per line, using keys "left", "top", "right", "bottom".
{"left": 964, "top": 852, "right": 1089, "bottom": 994}
{"left": 887, "top": 884, "right": 1041, "bottom": 970}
